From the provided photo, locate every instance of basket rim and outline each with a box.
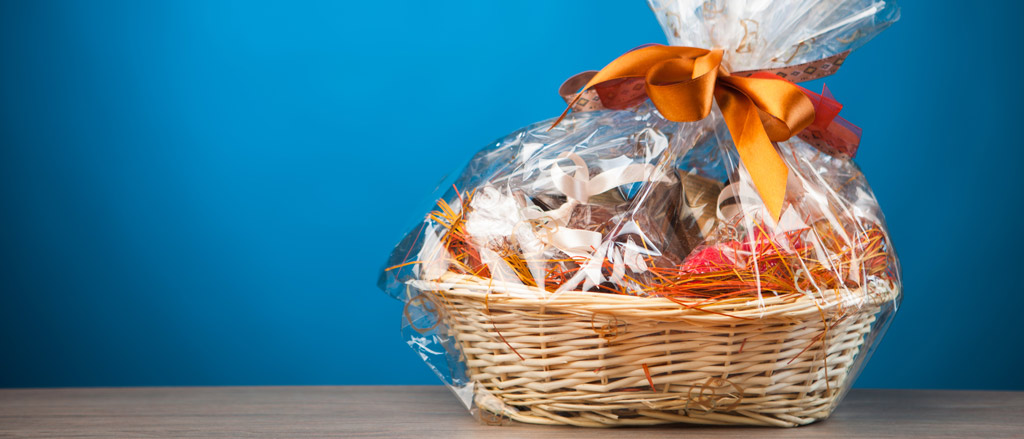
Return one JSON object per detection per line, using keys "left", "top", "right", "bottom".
{"left": 411, "top": 272, "right": 898, "bottom": 321}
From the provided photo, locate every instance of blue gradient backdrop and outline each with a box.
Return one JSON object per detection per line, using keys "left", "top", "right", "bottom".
{"left": 1, "top": 1, "right": 1022, "bottom": 389}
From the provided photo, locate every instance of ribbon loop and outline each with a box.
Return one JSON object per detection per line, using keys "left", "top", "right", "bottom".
{"left": 717, "top": 75, "right": 815, "bottom": 140}
{"left": 553, "top": 44, "right": 817, "bottom": 221}
{"left": 646, "top": 57, "right": 718, "bottom": 122}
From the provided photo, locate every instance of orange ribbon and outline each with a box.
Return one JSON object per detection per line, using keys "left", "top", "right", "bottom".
{"left": 553, "top": 45, "right": 816, "bottom": 221}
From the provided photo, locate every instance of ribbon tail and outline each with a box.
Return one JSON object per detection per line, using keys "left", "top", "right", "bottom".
{"left": 550, "top": 92, "right": 582, "bottom": 131}
{"left": 715, "top": 88, "right": 789, "bottom": 221}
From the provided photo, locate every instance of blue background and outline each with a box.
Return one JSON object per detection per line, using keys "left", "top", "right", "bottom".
{"left": 1, "top": 1, "right": 1022, "bottom": 390}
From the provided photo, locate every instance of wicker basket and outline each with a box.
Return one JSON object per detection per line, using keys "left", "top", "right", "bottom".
{"left": 415, "top": 272, "right": 897, "bottom": 427}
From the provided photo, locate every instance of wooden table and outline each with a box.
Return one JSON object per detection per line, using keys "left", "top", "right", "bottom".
{"left": 1, "top": 386, "right": 1021, "bottom": 438}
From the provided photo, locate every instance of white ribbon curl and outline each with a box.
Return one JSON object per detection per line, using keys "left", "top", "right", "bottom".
{"left": 523, "top": 151, "right": 672, "bottom": 260}
{"left": 519, "top": 152, "right": 675, "bottom": 292}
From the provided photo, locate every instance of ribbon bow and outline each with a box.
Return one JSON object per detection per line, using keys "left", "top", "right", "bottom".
{"left": 553, "top": 45, "right": 817, "bottom": 221}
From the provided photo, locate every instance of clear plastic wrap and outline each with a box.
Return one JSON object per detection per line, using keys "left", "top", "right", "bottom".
{"left": 379, "top": 0, "right": 900, "bottom": 427}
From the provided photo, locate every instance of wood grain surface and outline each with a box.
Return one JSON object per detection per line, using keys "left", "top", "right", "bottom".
{"left": 1, "top": 386, "right": 1021, "bottom": 438}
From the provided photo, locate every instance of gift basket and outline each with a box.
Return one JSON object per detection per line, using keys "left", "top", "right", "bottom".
{"left": 379, "top": 0, "right": 902, "bottom": 427}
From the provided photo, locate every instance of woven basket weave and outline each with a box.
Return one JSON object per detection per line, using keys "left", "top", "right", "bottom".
{"left": 416, "top": 272, "right": 896, "bottom": 427}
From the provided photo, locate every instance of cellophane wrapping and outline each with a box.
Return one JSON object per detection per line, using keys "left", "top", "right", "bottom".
{"left": 380, "top": 0, "right": 901, "bottom": 427}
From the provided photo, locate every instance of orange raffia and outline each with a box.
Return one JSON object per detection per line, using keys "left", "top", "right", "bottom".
{"left": 419, "top": 187, "right": 894, "bottom": 307}
{"left": 424, "top": 190, "right": 490, "bottom": 278}
{"left": 642, "top": 363, "right": 657, "bottom": 392}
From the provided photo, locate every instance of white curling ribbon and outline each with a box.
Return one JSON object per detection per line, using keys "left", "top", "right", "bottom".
{"left": 609, "top": 245, "right": 626, "bottom": 285}
{"left": 716, "top": 181, "right": 768, "bottom": 224}
{"left": 535, "top": 152, "right": 672, "bottom": 259}
{"left": 555, "top": 239, "right": 651, "bottom": 295}
{"left": 538, "top": 152, "right": 678, "bottom": 292}
{"left": 547, "top": 227, "right": 603, "bottom": 256}
{"left": 520, "top": 207, "right": 601, "bottom": 260}
{"left": 462, "top": 186, "right": 551, "bottom": 292}
{"left": 622, "top": 237, "right": 650, "bottom": 273}
{"left": 550, "top": 152, "right": 673, "bottom": 205}
{"left": 477, "top": 247, "right": 547, "bottom": 298}
{"left": 454, "top": 152, "right": 669, "bottom": 294}
{"left": 465, "top": 186, "right": 522, "bottom": 248}
{"left": 549, "top": 152, "right": 591, "bottom": 203}
{"left": 579, "top": 242, "right": 610, "bottom": 292}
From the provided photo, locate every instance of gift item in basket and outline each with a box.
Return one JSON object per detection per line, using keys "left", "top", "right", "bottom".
{"left": 674, "top": 170, "right": 723, "bottom": 251}
{"left": 379, "top": 0, "right": 901, "bottom": 428}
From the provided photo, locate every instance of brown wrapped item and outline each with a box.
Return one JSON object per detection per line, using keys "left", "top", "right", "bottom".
{"left": 673, "top": 170, "right": 724, "bottom": 253}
